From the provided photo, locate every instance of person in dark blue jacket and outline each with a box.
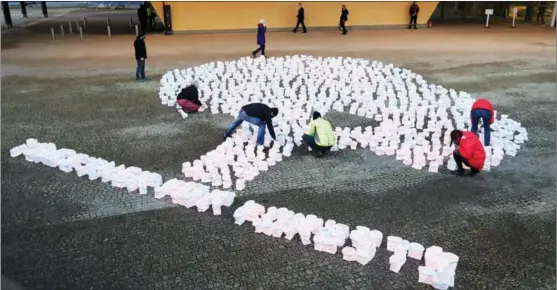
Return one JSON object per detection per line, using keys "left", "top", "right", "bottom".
{"left": 223, "top": 103, "right": 278, "bottom": 146}
{"left": 252, "top": 19, "right": 267, "bottom": 58}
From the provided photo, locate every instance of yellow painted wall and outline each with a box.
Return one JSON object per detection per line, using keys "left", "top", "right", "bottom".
{"left": 153, "top": 1, "right": 438, "bottom": 32}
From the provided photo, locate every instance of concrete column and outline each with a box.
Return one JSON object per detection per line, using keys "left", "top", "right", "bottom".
{"left": 440, "top": 1, "right": 445, "bottom": 20}
{"left": 551, "top": 1, "right": 557, "bottom": 27}
{"left": 19, "top": 2, "right": 27, "bottom": 18}
{"left": 2, "top": 2, "right": 13, "bottom": 28}
{"left": 41, "top": 1, "right": 48, "bottom": 18}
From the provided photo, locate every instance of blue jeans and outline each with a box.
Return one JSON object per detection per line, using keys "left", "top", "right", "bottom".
{"left": 136, "top": 59, "right": 145, "bottom": 80}
{"left": 302, "top": 134, "right": 333, "bottom": 153}
{"left": 471, "top": 108, "right": 492, "bottom": 146}
{"left": 224, "top": 110, "right": 266, "bottom": 145}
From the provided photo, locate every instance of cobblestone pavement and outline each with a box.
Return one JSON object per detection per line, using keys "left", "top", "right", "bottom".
{"left": 2, "top": 25, "right": 556, "bottom": 289}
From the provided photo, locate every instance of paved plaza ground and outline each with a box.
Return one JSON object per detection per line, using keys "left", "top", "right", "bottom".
{"left": 1, "top": 11, "right": 556, "bottom": 290}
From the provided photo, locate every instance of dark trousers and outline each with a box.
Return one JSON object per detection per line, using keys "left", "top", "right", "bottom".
{"left": 470, "top": 108, "right": 492, "bottom": 146}
{"left": 453, "top": 150, "right": 479, "bottom": 172}
{"left": 139, "top": 18, "right": 148, "bottom": 35}
{"left": 409, "top": 15, "right": 418, "bottom": 28}
{"left": 148, "top": 17, "right": 155, "bottom": 31}
{"left": 302, "top": 134, "right": 332, "bottom": 153}
{"left": 339, "top": 20, "right": 347, "bottom": 34}
{"left": 537, "top": 12, "right": 545, "bottom": 24}
{"left": 253, "top": 44, "right": 265, "bottom": 57}
{"left": 136, "top": 58, "right": 146, "bottom": 80}
{"left": 293, "top": 18, "right": 306, "bottom": 32}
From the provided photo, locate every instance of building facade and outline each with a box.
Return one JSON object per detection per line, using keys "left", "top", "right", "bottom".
{"left": 151, "top": 1, "right": 439, "bottom": 33}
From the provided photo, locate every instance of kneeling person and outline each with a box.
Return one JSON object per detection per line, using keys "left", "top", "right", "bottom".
{"left": 449, "top": 129, "right": 486, "bottom": 176}
{"left": 177, "top": 81, "right": 202, "bottom": 113}
{"left": 303, "top": 112, "right": 336, "bottom": 157}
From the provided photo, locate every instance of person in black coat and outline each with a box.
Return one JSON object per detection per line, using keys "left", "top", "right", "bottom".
{"left": 176, "top": 81, "right": 202, "bottom": 113}
{"left": 134, "top": 34, "right": 147, "bottom": 82}
{"left": 223, "top": 103, "right": 279, "bottom": 147}
{"left": 292, "top": 2, "right": 307, "bottom": 33}
{"left": 339, "top": 5, "right": 349, "bottom": 35}
{"left": 408, "top": 2, "right": 420, "bottom": 29}
{"left": 137, "top": 4, "right": 148, "bottom": 35}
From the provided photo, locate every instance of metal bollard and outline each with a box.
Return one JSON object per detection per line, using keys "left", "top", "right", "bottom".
{"left": 79, "top": 26, "right": 83, "bottom": 40}
{"left": 51, "top": 27, "right": 56, "bottom": 41}
{"left": 135, "top": 24, "right": 139, "bottom": 36}
{"left": 107, "top": 26, "right": 112, "bottom": 39}
{"left": 83, "top": 17, "right": 87, "bottom": 27}
{"left": 129, "top": 16, "right": 133, "bottom": 28}
{"left": 68, "top": 21, "right": 73, "bottom": 34}
{"left": 60, "top": 24, "right": 64, "bottom": 37}
{"left": 106, "top": 17, "right": 110, "bottom": 27}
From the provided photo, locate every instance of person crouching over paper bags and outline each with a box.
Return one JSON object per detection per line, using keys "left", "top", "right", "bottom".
{"left": 176, "top": 80, "right": 203, "bottom": 113}
{"left": 303, "top": 112, "right": 336, "bottom": 157}
{"left": 449, "top": 129, "right": 486, "bottom": 176}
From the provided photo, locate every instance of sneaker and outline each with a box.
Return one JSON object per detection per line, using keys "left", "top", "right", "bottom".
{"left": 469, "top": 168, "right": 480, "bottom": 176}
{"left": 292, "top": 29, "right": 297, "bottom": 33}
{"left": 251, "top": 52, "right": 256, "bottom": 58}
{"left": 450, "top": 169, "right": 466, "bottom": 176}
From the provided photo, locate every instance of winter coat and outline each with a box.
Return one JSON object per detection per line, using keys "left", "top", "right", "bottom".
{"left": 340, "top": 8, "right": 349, "bottom": 21}
{"left": 308, "top": 118, "right": 336, "bottom": 147}
{"left": 242, "top": 103, "right": 276, "bottom": 139}
{"left": 134, "top": 37, "right": 147, "bottom": 60}
{"left": 177, "top": 85, "right": 202, "bottom": 106}
{"left": 257, "top": 23, "right": 266, "bottom": 46}
{"left": 297, "top": 7, "right": 305, "bottom": 20}
{"left": 457, "top": 131, "right": 486, "bottom": 171}
{"left": 471, "top": 98, "right": 495, "bottom": 124}
{"left": 410, "top": 4, "right": 420, "bottom": 15}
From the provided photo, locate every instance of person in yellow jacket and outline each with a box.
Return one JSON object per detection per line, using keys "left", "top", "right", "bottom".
{"left": 302, "top": 111, "right": 336, "bottom": 157}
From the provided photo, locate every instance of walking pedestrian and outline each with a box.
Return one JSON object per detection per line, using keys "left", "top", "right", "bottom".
{"left": 537, "top": 2, "right": 547, "bottom": 25}
{"left": 134, "top": 34, "right": 148, "bottom": 82}
{"left": 409, "top": 1, "right": 420, "bottom": 29}
{"left": 339, "top": 4, "right": 349, "bottom": 35}
{"left": 292, "top": 3, "right": 307, "bottom": 33}
{"left": 252, "top": 19, "right": 266, "bottom": 58}
{"left": 137, "top": 4, "right": 148, "bottom": 35}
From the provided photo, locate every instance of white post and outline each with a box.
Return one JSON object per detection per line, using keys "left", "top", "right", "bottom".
{"left": 512, "top": 7, "right": 517, "bottom": 28}
{"left": 485, "top": 9, "right": 493, "bottom": 28}
{"left": 551, "top": 1, "right": 557, "bottom": 28}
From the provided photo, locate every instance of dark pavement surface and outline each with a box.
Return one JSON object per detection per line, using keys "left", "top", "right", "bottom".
{"left": 1, "top": 13, "right": 556, "bottom": 290}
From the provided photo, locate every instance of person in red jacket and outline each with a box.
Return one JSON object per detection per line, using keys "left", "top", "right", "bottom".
{"left": 450, "top": 129, "right": 486, "bottom": 176}
{"left": 470, "top": 98, "right": 494, "bottom": 146}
